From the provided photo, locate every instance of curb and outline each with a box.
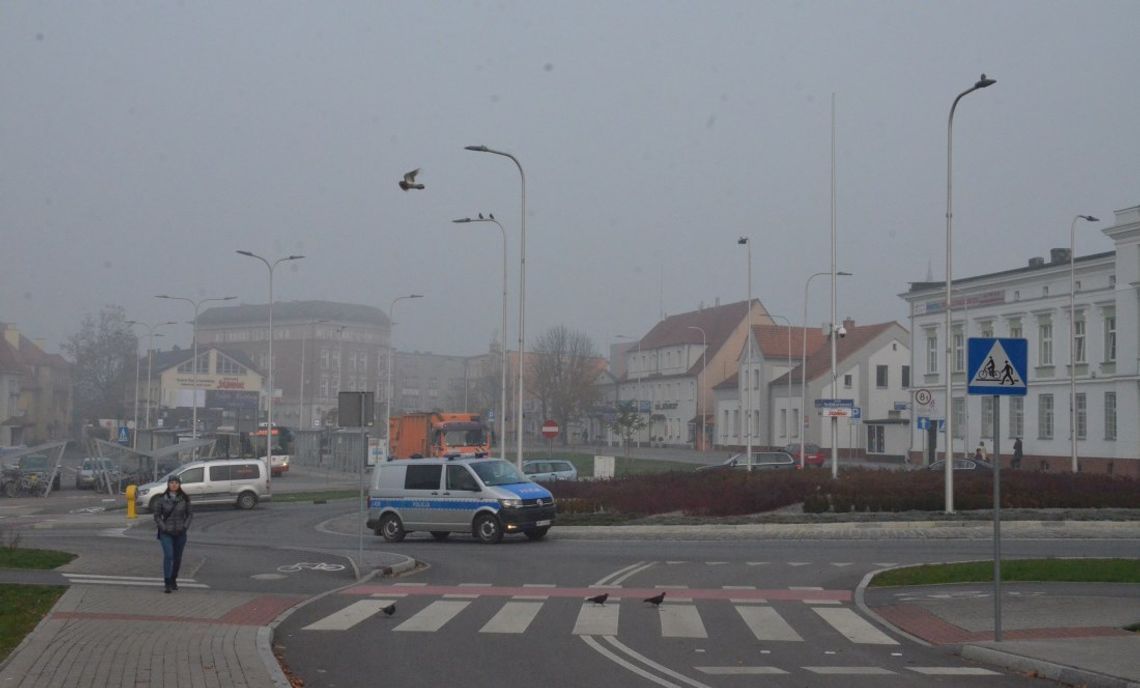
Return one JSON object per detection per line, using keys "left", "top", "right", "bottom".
{"left": 960, "top": 644, "right": 1140, "bottom": 688}
{"left": 852, "top": 567, "right": 933, "bottom": 647}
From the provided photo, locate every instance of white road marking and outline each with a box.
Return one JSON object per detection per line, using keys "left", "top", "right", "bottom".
{"left": 789, "top": 586, "right": 823, "bottom": 590}
{"left": 659, "top": 605, "right": 707, "bottom": 638}
{"left": 873, "top": 562, "right": 898, "bottom": 567}
{"left": 573, "top": 602, "right": 620, "bottom": 635}
{"left": 695, "top": 667, "right": 788, "bottom": 675}
{"left": 580, "top": 637, "right": 682, "bottom": 688}
{"left": 62, "top": 573, "right": 196, "bottom": 582}
{"left": 804, "top": 599, "right": 841, "bottom": 605}
{"left": 593, "top": 561, "right": 646, "bottom": 586}
{"left": 612, "top": 561, "right": 656, "bottom": 585}
{"left": 479, "top": 601, "right": 543, "bottom": 634}
{"left": 831, "top": 562, "right": 853, "bottom": 567}
{"left": 813, "top": 607, "right": 899, "bottom": 645}
{"left": 909, "top": 667, "right": 1001, "bottom": 676}
{"left": 805, "top": 667, "right": 896, "bottom": 675}
{"left": 393, "top": 600, "right": 470, "bottom": 632}
{"left": 787, "top": 562, "right": 811, "bottom": 567}
{"left": 704, "top": 561, "right": 727, "bottom": 566}
{"left": 746, "top": 562, "right": 769, "bottom": 566}
{"left": 303, "top": 600, "right": 396, "bottom": 631}
{"left": 392, "top": 582, "right": 427, "bottom": 586}
{"left": 602, "top": 637, "right": 714, "bottom": 688}
{"left": 736, "top": 606, "right": 803, "bottom": 642}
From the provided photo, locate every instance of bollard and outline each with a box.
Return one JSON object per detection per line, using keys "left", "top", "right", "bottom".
{"left": 126, "top": 484, "right": 137, "bottom": 519}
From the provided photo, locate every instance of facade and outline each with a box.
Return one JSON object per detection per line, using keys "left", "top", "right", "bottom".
{"left": 136, "top": 347, "right": 265, "bottom": 433}
{"left": 390, "top": 351, "right": 472, "bottom": 415}
{"left": 603, "top": 299, "right": 773, "bottom": 448}
{"left": 715, "top": 320, "right": 911, "bottom": 457}
{"left": 901, "top": 204, "right": 1140, "bottom": 477}
{"left": 0, "top": 334, "right": 25, "bottom": 446}
{"left": 0, "top": 326, "right": 73, "bottom": 445}
{"left": 195, "top": 301, "right": 390, "bottom": 430}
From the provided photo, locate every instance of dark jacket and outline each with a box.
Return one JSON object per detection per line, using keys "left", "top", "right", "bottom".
{"left": 154, "top": 492, "right": 193, "bottom": 536}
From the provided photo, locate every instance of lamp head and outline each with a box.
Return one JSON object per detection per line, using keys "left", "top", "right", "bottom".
{"left": 453, "top": 218, "right": 472, "bottom": 224}
{"left": 975, "top": 73, "right": 996, "bottom": 89}
{"left": 1080, "top": 215, "right": 1100, "bottom": 223}
{"left": 235, "top": 250, "right": 254, "bottom": 257}
{"left": 465, "top": 145, "right": 490, "bottom": 152}
{"left": 155, "top": 295, "right": 171, "bottom": 299}
{"left": 409, "top": 294, "right": 423, "bottom": 299}
{"left": 838, "top": 271, "right": 854, "bottom": 276}
{"left": 737, "top": 237, "right": 749, "bottom": 245}
{"left": 286, "top": 255, "right": 305, "bottom": 261}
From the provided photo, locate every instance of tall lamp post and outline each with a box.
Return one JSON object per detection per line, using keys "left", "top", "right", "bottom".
{"left": 615, "top": 335, "right": 644, "bottom": 448}
{"left": 155, "top": 295, "right": 236, "bottom": 440}
{"left": 236, "top": 251, "right": 305, "bottom": 482}
{"left": 738, "top": 237, "right": 753, "bottom": 471}
{"left": 385, "top": 294, "right": 423, "bottom": 455}
{"left": 1069, "top": 213, "right": 1099, "bottom": 473}
{"left": 801, "top": 272, "right": 852, "bottom": 468}
{"left": 126, "top": 320, "right": 176, "bottom": 449}
{"left": 454, "top": 215, "right": 509, "bottom": 462}
{"left": 687, "top": 326, "right": 707, "bottom": 452}
{"left": 943, "top": 73, "right": 996, "bottom": 513}
{"left": 465, "top": 145, "right": 526, "bottom": 468}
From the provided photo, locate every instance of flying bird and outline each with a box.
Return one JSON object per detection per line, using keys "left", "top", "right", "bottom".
{"left": 381, "top": 602, "right": 397, "bottom": 617}
{"left": 586, "top": 593, "right": 609, "bottom": 606}
{"left": 399, "top": 169, "right": 424, "bottom": 191}
{"left": 643, "top": 591, "right": 666, "bottom": 607}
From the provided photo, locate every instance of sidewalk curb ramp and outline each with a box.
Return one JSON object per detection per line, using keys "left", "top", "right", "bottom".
{"left": 960, "top": 644, "right": 1140, "bottom": 688}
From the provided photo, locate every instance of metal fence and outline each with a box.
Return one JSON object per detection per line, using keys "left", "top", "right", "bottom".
{"left": 292, "top": 430, "right": 369, "bottom": 473}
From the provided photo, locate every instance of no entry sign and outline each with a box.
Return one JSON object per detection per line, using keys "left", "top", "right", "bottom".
{"left": 541, "top": 420, "right": 560, "bottom": 439}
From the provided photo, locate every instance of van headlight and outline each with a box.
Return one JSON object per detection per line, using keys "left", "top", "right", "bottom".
{"left": 499, "top": 498, "right": 523, "bottom": 508}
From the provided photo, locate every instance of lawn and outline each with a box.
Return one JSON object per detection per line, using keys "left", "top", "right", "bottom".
{"left": 871, "top": 558, "right": 1140, "bottom": 587}
{"left": 0, "top": 585, "right": 65, "bottom": 662}
{"left": 0, "top": 548, "right": 75, "bottom": 570}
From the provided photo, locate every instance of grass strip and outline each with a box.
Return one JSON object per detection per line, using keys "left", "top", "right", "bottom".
{"left": 0, "top": 548, "right": 76, "bottom": 570}
{"left": 871, "top": 558, "right": 1140, "bottom": 587}
{"left": 0, "top": 584, "right": 66, "bottom": 662}
{"left": 273, "top": 490, "right": 359, "bottom": 504}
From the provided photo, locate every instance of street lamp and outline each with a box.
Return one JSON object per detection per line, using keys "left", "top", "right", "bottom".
{"left": 801, "top": 271, "right": 852, "bottom": 468}
{"left": 454, "top": 215, "right": 509, "bottom": 462}
{"left": 944, "top": 73, "right": 996, "bottom": 514}
{"left": 738, "top": 236, "right": 753, "bottom": 471}
{"left": 236, "top": 250, "right": 305, "bottom": 482}
{"left": 155, "top": 295, "right": 236, "bottom": 440}
{"left": 126, "top": 320, "right": 176, "bottom": 449}
{"left": 1070, "top": 213, "right": 1099, "bottom": 474}
{"left": 465, "top": 145, "right": 526, "bottom": 466}
{"left": 686, "top": 326, "right": 708, "bottom": 451}
{"left": 385, "top": 294, "right": 423, "bottom": 456}
{"left": 615, "top": 334, "right": 644, "bottom": 449}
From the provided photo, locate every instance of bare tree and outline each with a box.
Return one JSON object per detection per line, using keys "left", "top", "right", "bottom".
{"left": 62, "top": 305, "right": 138, "bottom": 424}
{"left": 530, "top": 325, "right": 601, "bottom": 445}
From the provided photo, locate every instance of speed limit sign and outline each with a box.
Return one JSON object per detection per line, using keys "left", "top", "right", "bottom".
{"left": 915, "top": 389, "right": 933, "bottom": 406}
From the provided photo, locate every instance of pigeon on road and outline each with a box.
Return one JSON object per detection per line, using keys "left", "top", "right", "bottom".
{"left": 399, "top": 169, "right": 424, "bottom": 191}
{"left": 381, "top": 603, "right": 397, "bottom": 616}
{"left": 586, "top": 593, "right": 609, "bottom": 606}
{"left": 643, "top": 592, "right": 666, "bottom": 607}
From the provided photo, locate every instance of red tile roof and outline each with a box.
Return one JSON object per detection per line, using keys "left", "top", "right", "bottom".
{"left": 771, "top": 321, "right": 899, "bottom": 386}
{"left": 752, "top": 324, "right": 827, "bottom": 359}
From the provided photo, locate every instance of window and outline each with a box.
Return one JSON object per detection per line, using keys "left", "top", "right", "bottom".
{"left": 1009, "top": 397, "right": 1024, "bottom": 438}
{"left": 1013, "top": 290, "right": 1020, "bottom": 301}
{"left": 1038, "top": 322, "right": 1053, "bottom": 366}
{"left": 753, "top": 369, "right": 760, "bottom": 390}
{"left": 875, "top": 365, "right": 888, "bottom": 388}
{"left": 953, "top": 328, "right": 965, "bottom": 372}
{"left": 843, "top": 374, "right": 853, "bottom": 388}
{"left": 792, "top": 409, "right": 799, "bottom": 438}
{"left": 320, "top": 348, "right": 330, "bottom": 370}
{"left": 1043, "top": 285, "right": 1049, "bottom": 296}
{"left": 177, "top": 353, "right": 209, "bottom": 374}
{"left": 404, "top": 465, "right": 442, "bottom": 490}
{"left": 902, "top": 365, "right": 910, "bottom": 388}
{"left": 1038, "top": 394, "right": 1054, "bottom": 439}
{"left": 925, "top": 330, "right": 938, "bottom": 373}
{"left": 1009, "top": 320, "right": 1022, "bottom": 339}
{"left": 980, "top": 322, "right": 994, "bottom": 338}
{"left": 780, "top": 409, "right": 787, "bottom": 438}
{"left": 980, "top": 397, "right": 994, "bottom": 438}
{"left": 1105, "top": 392, "right": 1117, "bottom": 440}
{"left": 232, "top": 463, "right": 260, "bottom": 480}
{"left": 1073, "top": 319, "right": 1086, "bottom": 364}
{"left": 1075, "top": 392, "right": 1086, "bottom": 440}
{"left": 1104, "top": 315, "right": 1116, "bottom": 362}
{"left": 732, "top": 409, "right": 739, "bottom": 438}
{"left": 177, "top": 467, "right": 204, "bottom": 484}
{"left": 447, "top": 465, "right": 479, "bottom": 491}
{"left": 209, "top": 465, "right": 232, "bottom": 481}
{"left": 867, "top": 425, "right": 885, "bottom": 453}
{"left": 952, "top": 398, "right": 965, "bottom": 438}
{"left": 320, "top": 375, "right": 329, "bottom": 399}
{"left": 217, "top": 355, "right": 247, "bottom": 376}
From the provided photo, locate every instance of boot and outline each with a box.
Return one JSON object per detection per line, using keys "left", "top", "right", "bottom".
{"left": 164, "top": 579, "right": 172, "bottom": 593}
{"left": 171, "top": 578, "right": 178, "bottom": 591}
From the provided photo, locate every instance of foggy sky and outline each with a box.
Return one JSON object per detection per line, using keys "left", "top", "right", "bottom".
{"left": 3, "top": 2, "right": 1138, "bottom": 359}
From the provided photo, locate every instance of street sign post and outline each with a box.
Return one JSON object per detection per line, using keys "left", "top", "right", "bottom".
{"left": 967, "top": 337, "right": 1028, "bottom": 643}
{"left": 541, "top": 420, "right": 559, "bottom": 458}
{"left": 117, "top": 426, "right": 130, "bottom": 445}
{"left": 814, "top": 398, "right": 854, "bottom": 417}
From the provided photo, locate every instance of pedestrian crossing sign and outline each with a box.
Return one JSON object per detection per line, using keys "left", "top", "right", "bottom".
{"left": 967, "top": 338, "right": 1027, "bottom": 396}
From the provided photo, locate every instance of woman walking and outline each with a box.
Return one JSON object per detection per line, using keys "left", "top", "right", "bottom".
{"left": 154, "top": 476, "right": 192, "bottom": 593}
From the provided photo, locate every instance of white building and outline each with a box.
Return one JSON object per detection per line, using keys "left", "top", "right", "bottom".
{"left": 900, "top": 204, "right": 1140, "bottom": 478}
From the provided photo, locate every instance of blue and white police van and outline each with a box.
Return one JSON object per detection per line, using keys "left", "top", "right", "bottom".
{"left": 366, "top": 457, "right": 556, "bottom": 544}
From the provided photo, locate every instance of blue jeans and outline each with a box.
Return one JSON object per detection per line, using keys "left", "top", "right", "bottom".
{"left": 159, "top": 532, "right": 187, "bottom": 582}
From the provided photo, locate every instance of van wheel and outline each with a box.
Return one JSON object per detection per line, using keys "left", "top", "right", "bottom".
{"left": 236, "top": 492, "right": 258, "bottom": 510}
{"left": 473, "top": 514, "right": 503, "bottom": 544}
{"left": 430, "top": 531, "right": 450, "bottom": 542}
{"left": 380, "top": 514, "right": 406, "bottom": 543}
{"left": 148, "top": 496, "right": 161, "bottom": 513}
{"left": 524, "top": 526, "right": 550, "bottom": 541}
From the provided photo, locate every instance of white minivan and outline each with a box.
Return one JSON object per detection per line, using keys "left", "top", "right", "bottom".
{"left": 136, "top": 459, "right": 270, "bottom": 512}
{"left": 367, "top": 458, "right": 556, "bottom": 544}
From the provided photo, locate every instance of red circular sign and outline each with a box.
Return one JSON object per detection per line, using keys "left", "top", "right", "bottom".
{"left": 541, "top": 420, "right": 560, "bottom": 439}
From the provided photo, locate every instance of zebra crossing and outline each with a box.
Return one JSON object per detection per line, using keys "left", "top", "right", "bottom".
{"left": 61, "top": 573, "right": 209, "bottom": 589}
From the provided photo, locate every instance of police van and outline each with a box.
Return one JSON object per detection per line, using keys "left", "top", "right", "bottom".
{"left": 367, "top": 457, "right": 556, "bottom": 544}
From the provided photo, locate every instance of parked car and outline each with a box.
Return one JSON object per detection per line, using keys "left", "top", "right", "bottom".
{"left": 926, "top": 458, "right": 994, "bottom": 473}
{"left": 697, "top": 452, "right": 798, "bottom": 471}
{"left": 782, "top": 442, "right": 827, "bottom": 467}
{"left": 522, "top": 459, "right": 578, "bottom": 482}
{"left": 75, "top": 457, "right": 122, "bottom": 490}
{"left": 136, "top": 459, "right": 270, "bottom": 512}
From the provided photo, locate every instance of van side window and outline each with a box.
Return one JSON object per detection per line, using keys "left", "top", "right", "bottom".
{"left": 404, "top": 465, "right": 442, "bottom": 490}
{"left": 447, "top": 465, "right": 479, "bottom": 492}
{"left": 209, "top": 466, "right": 232, "bottom": 481}
{"left": 178, "top": 467, "right": 204, "bottom": 484}
{"left": 232, "top": 464, "right": 260, "bottom": 480}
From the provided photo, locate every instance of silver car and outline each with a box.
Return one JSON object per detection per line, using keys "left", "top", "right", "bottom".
{"left": 522, "top": 459, "right": 578, "bottom": 481}
{"left": 76, "top": 457, "right": 120, "bottom": 490}
{"left": 136, "top": 459, "right": 270, "bottom": 512}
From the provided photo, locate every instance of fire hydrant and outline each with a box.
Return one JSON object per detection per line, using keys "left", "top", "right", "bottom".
{"left": 126, "top": 484, "right": 137, "bottom": 520}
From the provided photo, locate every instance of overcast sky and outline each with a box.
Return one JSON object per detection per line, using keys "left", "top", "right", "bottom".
{"left": 3, "top": 2, "right": 1138, "bottom": 358}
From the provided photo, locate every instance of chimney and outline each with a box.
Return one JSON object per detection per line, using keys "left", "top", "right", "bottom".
{"left": 1028, "top": 256, "right": 1045, "bottom": 268}
{"left": 843, "top": 317, "right": 856, "bottom": 330}
{"left": 1050, "top": 247, "right": 1072, "bottom": 264}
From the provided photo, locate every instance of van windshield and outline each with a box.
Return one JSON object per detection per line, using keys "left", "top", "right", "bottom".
{"left": 442, "top": 428, "right": 486, "bottom": 447}
{"left": 470, "top": 460, "right": 526, "bottom": 487}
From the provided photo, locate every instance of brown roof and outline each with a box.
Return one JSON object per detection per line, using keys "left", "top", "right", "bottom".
{"left": 752, "top": 324, "right": 826, "bottom": 359}
{"left": 627, "top": 299, "right": 769, "bottom": 381}
{"left": 0, "top": 337, "right": 26, "bottom": 375}
{"left": 771, "top": 321, "right": 899, "bottom": 386}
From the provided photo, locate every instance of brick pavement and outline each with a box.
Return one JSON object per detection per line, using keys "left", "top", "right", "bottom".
{"left": 874, "top": 603, "right": 1133, "bottom": 645}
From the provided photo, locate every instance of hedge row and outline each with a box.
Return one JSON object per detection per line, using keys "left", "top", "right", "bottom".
{"left": 544, "top": 469, "right": 1140, "bottom": 517}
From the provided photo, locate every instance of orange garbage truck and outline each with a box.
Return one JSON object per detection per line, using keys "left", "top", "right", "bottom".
{"left": 387, "top": 412, "right": 490, "bottom": 459}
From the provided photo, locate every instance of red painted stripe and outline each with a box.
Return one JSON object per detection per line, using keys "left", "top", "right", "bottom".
{"left": 341, "top": 584, "right": 850, "bottom": 602}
